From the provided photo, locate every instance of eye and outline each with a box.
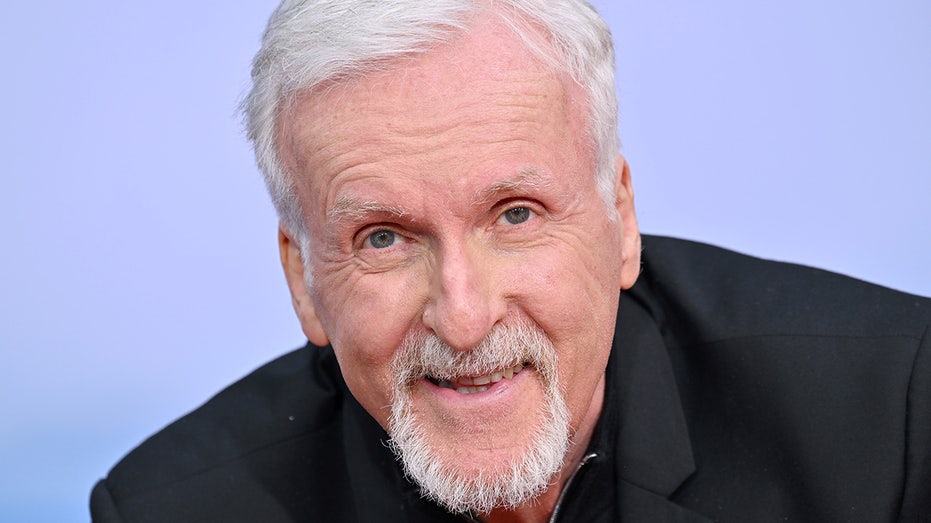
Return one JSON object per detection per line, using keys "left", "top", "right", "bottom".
{"left": 366, "top": 229, "right": 398, "bottom": 249}
{"left": 501, "top": 206, "right": 533, "bottom": 225}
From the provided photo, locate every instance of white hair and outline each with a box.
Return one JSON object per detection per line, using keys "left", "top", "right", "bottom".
{"left": 242, "top": 0, "right": 619, "bottom": 245}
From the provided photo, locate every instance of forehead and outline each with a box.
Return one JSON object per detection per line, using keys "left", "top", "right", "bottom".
{"left": 278, "top": 13, "right": 591, "bottom": 221}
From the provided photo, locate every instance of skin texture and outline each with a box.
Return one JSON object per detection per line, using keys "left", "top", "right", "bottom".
{"left": 277, "top": 13, "right": 640, "bottom": 523}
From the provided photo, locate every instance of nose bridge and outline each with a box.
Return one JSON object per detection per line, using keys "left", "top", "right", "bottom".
{"left": 423, "top": 238, "right": 506, "bottom": 351}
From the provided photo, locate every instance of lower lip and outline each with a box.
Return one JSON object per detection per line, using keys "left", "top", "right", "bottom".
{"left": 420, "top": 366, "right": 533, "bottom": 404}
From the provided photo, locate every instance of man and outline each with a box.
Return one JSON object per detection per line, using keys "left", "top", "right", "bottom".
{"left": 91, "top": 1, "right": 931, "bottom": 521}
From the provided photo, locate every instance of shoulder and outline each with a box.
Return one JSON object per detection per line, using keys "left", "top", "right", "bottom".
{"left": 634, "top": 235, "right": 931, "bottom": 519}
{"left": 636, "top": 234, "right": 931, "bottom": 342}
{"left": 92, "top": 343, "right": 358, "bottom": 521}
{"left": 108, "top": 344, "right": 344, "bottom": 490}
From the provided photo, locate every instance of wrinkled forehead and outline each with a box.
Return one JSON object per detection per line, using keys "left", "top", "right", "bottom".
{"left": 275, "top": 12, "right": 590, "bottom": 188}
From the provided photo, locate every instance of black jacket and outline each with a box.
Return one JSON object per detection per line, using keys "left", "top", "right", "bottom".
{"left": 91, "top": 236, "right": 931, "bottom": 522}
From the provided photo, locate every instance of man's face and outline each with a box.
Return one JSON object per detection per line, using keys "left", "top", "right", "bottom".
{"left": 279, "top": 14, "right": 639, "bottom": 507}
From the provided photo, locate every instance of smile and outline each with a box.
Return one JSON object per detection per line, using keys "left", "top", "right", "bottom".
{"left": 426, "top": 363, "right": 528, "bottom": 394}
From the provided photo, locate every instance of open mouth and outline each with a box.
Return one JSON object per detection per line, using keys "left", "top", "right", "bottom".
{"left": 425, "top": 362, "right": 529, "bottom": 394}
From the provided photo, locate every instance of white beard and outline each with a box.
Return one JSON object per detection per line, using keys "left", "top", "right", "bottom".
{"left": 387, "top": 320, "right": 571, "bottom": 515}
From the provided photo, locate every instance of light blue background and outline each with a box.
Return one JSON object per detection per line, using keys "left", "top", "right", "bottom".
{"left": 1, "top": 1, "right": 928, "bottom": 520}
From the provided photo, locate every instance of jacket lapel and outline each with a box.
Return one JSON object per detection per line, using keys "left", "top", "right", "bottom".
{"left": 616, "top": 481, "right": 712, "bottom": 522}
{"left": 608, "top": 291, "right": 710, "bottom": 522}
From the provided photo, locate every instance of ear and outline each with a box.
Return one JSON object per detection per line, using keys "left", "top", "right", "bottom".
{"left": 613, "top": 154, "right": 641, "bottom": 290}
{"left": 278, "top": 225, "right": 330, "bottom": 347}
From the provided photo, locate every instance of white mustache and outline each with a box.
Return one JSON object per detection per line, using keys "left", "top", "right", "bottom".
{"left": 392, "top": 319, "right": 559, "bottom": 389}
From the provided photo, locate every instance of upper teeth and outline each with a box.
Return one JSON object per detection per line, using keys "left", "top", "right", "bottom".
{"left": 434, "top": 363, "right": 526, "bottom": 394}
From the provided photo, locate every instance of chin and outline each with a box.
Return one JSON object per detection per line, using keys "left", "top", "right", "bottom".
{"left": 384, "top": 319, "right": 573, "bottom": 513}
{"left": 389, "top": 377, "right": 570, "bottom": 514}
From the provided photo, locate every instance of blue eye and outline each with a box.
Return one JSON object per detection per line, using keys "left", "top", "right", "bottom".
{"left": 367, "top": 230, "right": 396, "bottom": 249}
{"left": 503, "top": 207, "right": 532, "bottom": 225}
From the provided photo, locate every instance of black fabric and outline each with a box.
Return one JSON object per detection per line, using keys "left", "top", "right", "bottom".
{"left": 90, "top": 235, "right": 931, "bottom": 522}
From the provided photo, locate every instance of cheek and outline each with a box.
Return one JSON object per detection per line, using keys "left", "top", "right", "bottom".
{"left": 316, "top": 267, "right": 428, "bottom": 424}
{"left": 507, "top": 237, "right": 619, "bottom": 421}
{"left": 512, "top": 233, "right": 620, "bottom": 334}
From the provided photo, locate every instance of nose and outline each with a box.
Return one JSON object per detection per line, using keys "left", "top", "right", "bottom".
{"left": 422, "top": 241, "right": 508, "bottom": 352}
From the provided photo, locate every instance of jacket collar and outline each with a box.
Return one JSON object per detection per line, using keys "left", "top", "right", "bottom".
{"left": 598, "top": 288, "right": 710, "bottom": 521}
{"left": 608, "top": 289, "right": 696, "bottom": 495}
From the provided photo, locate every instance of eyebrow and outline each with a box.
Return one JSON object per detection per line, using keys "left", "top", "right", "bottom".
{"left": 326, "top": 195, "right": 408, "bottom": 224}
{"left": 471, "top": 167, "right": 554, "bottom": 207}
{"left": 326, "top": 168, "right": 553, "bottom": 224}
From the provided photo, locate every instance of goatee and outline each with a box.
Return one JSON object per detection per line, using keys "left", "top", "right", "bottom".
{"left": 387, "top": 319, "right": 570, "bottom": 515}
